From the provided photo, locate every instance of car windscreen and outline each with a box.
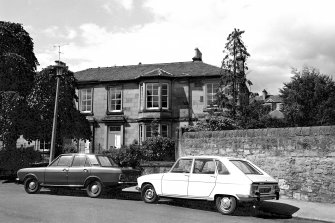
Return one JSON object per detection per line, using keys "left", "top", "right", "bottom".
{"left": 96, "top": 155, "right": 118, "bottom": 167}
{"left": 230, "top": 160, "right": 262, "bottom": 175}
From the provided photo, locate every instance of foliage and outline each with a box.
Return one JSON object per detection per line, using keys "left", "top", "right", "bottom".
{"left": 102, "top": 144, "right": 143, "bottom": 168}
{"left": 141, "top": 136, "right": 175, "bottom": 161}
{"left": 27, "top": 64, "right": 92, "bottom": 156}
{"left": 0, "top": 147, "right": 41, "bottom": 176}
{"left": 217, "top": 28, "right": 251, "bottom": 112}
{"left": 280, "top": 67, "right": 335, "bottom": 126}
{"left": 0, "top": 22, "right": 39, "bottom": 148}
{"left": 186, "top": 113, "right": 238, "bottom": 131}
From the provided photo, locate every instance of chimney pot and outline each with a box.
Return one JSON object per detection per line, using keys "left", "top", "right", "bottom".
{"left": 192, "top": 48, "right": 202, "bottom": 62}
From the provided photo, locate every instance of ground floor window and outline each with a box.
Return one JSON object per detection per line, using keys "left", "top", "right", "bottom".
{"left": 139, "top": 123, "right": 170, "bottom": 142}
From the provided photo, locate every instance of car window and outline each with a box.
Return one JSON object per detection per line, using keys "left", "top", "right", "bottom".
{"left": 230, "top": 160, "right": 262, "bottom": 175}
{"left": 87, "top": 155, "right": 100, "bottom": 166}
{"left": 72, "top": 155, "right": 87, "bottom": 167}
{"left": 97, "top": 156, "right": 118, "bottom": 167}
{"left": 171, "top": 159, "right": 193, "bottom": 173}
{"left": 57, "top": 156, "right": 73, "bottom": 167}
{"left": 49, "top": 157, "right": 60, "bottom": 167}
{"left": 215, "top": 160, "right": 230, "bottom": 175}
{"left": 193, "top": 159, "right": 215, "bottom": 174}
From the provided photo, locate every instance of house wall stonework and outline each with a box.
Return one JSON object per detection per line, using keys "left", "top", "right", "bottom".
{"left": 179, "top": 126, "right": 335, "bottom": 203}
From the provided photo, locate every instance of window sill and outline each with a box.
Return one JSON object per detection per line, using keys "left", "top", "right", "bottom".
{"left": 139, "top": 109, "right": 171, "bottom": 113}
{"left": 80, "top": 111, "right": 94, "bottom": 116}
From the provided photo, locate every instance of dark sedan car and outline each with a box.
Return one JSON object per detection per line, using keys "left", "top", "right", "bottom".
{"left": 17, "top": 153, "right": 140, "bottom": 198}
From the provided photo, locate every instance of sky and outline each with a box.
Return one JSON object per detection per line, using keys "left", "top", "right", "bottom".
{"left": 1, "top": 0, "right": 335, "bottom": 94}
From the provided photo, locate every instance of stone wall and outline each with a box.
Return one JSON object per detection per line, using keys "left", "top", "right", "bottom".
{"left": 179, "top": 126, "right": 335, "bottom": 203}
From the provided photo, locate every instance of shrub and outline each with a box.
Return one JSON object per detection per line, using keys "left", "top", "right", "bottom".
{"left": 141, "top": 136, "right": 175, "bottom": 161}
{"left": 102, "top": 144, "right": 142, "bottom": 168}
{"left": 0, "top": 147, "right": 42, "bottom": 176}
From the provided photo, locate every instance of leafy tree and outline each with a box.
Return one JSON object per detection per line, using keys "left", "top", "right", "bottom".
{"left": 27, "top": 63, "right": 92, "bottom": 156}
{"left": 0, "top": 21, "right": 38, "bottom": 148}
{"left": 217, "top": 28, "right": 251, "bottom": 113}
{"left": 141, "top": 136, "right": 175, "bottom": 161}
{"left": 280, "top": 67, "right": 335, "bottom": 126}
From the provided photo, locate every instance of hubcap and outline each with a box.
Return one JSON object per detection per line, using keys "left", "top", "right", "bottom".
{"left": 29, "top": 181, "right": 36, "bottom": 190}
{"left": 145, "top": 189, "right": 154, "bottom": 199}
{"left": 91, "top": 184, "right": 99, "bottom": 194}
{"left": 220, "top": 197, "right": 231, "bottom": 209}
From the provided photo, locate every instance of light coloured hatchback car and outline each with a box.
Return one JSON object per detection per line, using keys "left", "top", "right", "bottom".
{"left": 137, "top": 156, "right": 279, "bottom": 215}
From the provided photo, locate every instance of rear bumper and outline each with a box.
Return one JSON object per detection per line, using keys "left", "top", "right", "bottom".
{"left": 237, "top": 192, "right": 280, "bottom": 202}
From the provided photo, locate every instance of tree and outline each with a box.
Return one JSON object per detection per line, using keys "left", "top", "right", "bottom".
{"left": 280, "top": 67, "right": 335, "bottom": 126}
{"left": 27, "top": 63, "right": 92, "bottom": 156}
{"left": 218, "top": 28, "right": 251, "bottom": 113}
{"left": 0, "top": 21, "right": 38, "bottom": 148}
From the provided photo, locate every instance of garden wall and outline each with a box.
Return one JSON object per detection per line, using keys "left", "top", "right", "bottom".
{"left": 178, "top": 126, "right": 335, "bottom": 203}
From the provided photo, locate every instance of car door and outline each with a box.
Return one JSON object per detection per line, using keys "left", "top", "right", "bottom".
{"left": 67, "top": 155, "right": 91, "bottom": 186}
{"left": 161, "top": 158, "right": 193, "bottom": 197}
{"left": 187, "top": 158, "right": 217, "bottom": 198}
{"left": 44, "top": 155, "right": 73, "bottom": 185}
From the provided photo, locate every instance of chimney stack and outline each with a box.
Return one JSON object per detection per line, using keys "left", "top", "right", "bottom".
{"left": 262, "top": 89, "right": 268, "bottom": 100}
{"left": 192, "top": 48, "right": 202, "bottom": 62}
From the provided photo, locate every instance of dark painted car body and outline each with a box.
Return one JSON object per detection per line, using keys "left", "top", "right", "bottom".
{"left": 17, "top": 154, "right": 140, "bottom": 197}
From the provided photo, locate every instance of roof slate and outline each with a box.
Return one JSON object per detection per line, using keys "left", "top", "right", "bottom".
{"left": 74, "top": 61, "right": 223, "bottom": 82}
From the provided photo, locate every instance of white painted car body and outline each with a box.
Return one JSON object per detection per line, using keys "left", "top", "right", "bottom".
{"left": 137, "top": 156, "right": 279, "bottom": 202}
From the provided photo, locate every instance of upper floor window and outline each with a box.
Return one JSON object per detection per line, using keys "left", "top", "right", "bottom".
{"left": 140, "top": 82, "right": 169, "bottom": 110}
{"left": 206, "top": 83, "right": 219, "bottom": 107}
{"left": 80, "top": 88, "right": 93, "bottom": 113}
{"left": 108, "top": 87, "right": 122, "bottom": 112}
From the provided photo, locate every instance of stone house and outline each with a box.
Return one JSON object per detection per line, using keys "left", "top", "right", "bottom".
{"left": 251, "top": 89, "right": 284, "bottom": 119}
{"left": 74, "top": 49, "right": 223, "bottom": 153}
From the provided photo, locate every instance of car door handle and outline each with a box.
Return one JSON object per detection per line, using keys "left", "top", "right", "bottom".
{"left": 83, "top": 169, "right": 88, "bottom": 172}
{"left": 62, "top": 169, "right": 68, "bottom": 172}
{"left": 210, "top": 175, "right": 216, "bottom": 178}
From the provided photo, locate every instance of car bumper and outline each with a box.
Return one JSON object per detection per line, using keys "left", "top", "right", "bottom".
{"left": 15, "top": 178, "right": 23, "bottom": 184}
{"left": 237, "top": 192, "right": 280, "bottom": 202}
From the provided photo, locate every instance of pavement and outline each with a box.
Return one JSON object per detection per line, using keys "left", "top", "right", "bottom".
{"left": 123, "top": 186, "right": 335, "bottom": 223}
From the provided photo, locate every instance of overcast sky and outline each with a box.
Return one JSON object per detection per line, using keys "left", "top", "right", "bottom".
{"left": 1, "top": 0, "right": 335, "bottom": 94}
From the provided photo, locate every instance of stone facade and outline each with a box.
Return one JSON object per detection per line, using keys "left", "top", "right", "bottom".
{"left": 178, "top": 126, "right": 335, "bottom": 203}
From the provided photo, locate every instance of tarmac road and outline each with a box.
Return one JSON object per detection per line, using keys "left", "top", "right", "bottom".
{"left": 0, "top": 180, "right": 324, "bottom": 223}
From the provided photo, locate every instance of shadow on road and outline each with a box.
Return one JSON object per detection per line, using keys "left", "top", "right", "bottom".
{"left": 38, "top": 188, "right": 299, "bottom": 220}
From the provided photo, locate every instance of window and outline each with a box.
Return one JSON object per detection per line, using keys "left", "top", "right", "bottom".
{"left": 80, "top": 88, "right": 92, "bottom": 113}
{"left": 139, "top": 123, "right": 170, "bottom": 141}
{"left": 72, "top": 155, "right": 87, "bottom": 167}
{"left": 87, "top": 155, "right": 100, "bottom": 166}
{"left": 108, "top": 87, "right": 122, "bottom": 112}
{"left": 171, "top": 159, "right": 193, "bottom": 173}
{"left": 193, "top": 159, "right": 215, "bottom": 174}
{"left": 206, "top": 83, "right": 219, "bottom": 107}
{"left": 161, "top": 124, "right": 168, "bottom": 137}
{"left": 230, "top": 160, "right": 262, "bottom": 175}
{"left": 97, "top": 155, "right": 118, "bottom": 167}
{"left": 141, "top": 82, "right": 169, "bottom": 110}
{"left": 215, "top": 160, "right": 230, "bottom": 175}
{"left": 57, "top": 156, "right": 73, "bottom": 167}
{"left": 146, "top": 83, "right": 159, "bottom": 108}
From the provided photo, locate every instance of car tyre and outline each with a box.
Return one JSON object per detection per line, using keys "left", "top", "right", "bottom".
{"left": 24, "top": 177, "right": 41, "bottom": 194}
{"left": 86, "top": 180, "right": 103, "bottom": 198}
{"left": 215, "top": 195, "right": 237, "bottom": 215}
{"left": 141, "top": 184, "right": 159, "bottom": 203}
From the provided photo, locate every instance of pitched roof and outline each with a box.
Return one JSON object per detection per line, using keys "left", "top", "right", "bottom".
{"left": 74, "top": 61, "right": 222, "bottom": 83}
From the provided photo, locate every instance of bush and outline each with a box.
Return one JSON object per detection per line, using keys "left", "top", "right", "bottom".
{"left": 102, "top": 144, "right": 142, "bottom": 168}
{"left": 0, "top": 147, "right": 42, "bottom": 176}
{"left": 141, "top": 136, "right": 175, "bottom": 161}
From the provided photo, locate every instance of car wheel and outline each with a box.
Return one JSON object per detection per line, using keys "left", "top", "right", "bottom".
{"left": 141, "top": 184, "right": 159, "bottom": 203}
{"left": 24, "top": 177, "right": 41, "bottom": 194}
{"left": 215, "top": 195, "right": 237, "bottom": 215}
{"left": 86, "top": 180, "right": 103, "bottom": 198}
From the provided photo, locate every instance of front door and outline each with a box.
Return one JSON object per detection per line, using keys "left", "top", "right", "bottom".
{"left": 44, "top": 155, "right": 73, "bottom": 185}
{"left": 161, "top": 158, "right": 193, "bottom": 197}
{"left": 108, "top": 126, "right": 122, "bottom": 149}
{"left": 187, "top": 158, "right": 217, "bottom": 198}
{"left": 67, "top": 155, "right": 90, "bottom": 186}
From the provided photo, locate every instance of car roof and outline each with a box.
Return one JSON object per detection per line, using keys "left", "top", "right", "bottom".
{"left": 178, "top": 155, "right": 247, "bottom": 161}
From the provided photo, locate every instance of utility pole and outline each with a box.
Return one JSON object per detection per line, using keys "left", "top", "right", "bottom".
{"left": 49, "top": 45, "right": 66, "bottom": 163}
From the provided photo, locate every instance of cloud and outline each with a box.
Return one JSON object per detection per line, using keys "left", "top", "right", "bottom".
{"left": 30, "top": 0, "right": 335, "bottom": 95}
